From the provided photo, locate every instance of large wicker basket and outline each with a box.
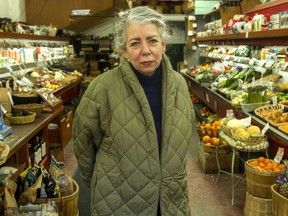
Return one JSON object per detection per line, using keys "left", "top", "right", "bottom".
{"left": 245, "top": 160, "right": 285, "bottom": 198}
{"left": 35, "top": 179, "right": 79, "bottom": 216}
{"left": 271, "top": 184, "right": 288, "bottom": 216}
{"left": 12, "top": 103, "right": 45, "bottom": 117}
{"left": 254, "top": 104, "right": 285, "bottom": 119}
{"left": 6, "top": 112, "right": 36, "bottom": 124}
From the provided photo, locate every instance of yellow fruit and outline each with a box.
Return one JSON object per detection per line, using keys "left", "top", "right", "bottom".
{"left": 238, "top": 131, "right": 250, "bottom": 139}
{"left": 202, "top": 135, "right": 211, "bottom": 143}
{"left": 247, "top": 125, "right": 261, "bottom": 135}
{"left": 234, "top": 128, "right": 246, "bottom": 136}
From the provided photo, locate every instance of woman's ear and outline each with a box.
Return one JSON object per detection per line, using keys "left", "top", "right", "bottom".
{"left": 122, "top": 47, "right": 128, "bottom": 58}
{"left": 162, "top": 42, "right": 166, "bottom": 53}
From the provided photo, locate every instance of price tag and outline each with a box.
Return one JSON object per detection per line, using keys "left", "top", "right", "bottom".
{"left": 262, "top": 123, "right": 269, "bottom": 135}
{"left": 274, "top": 147, "right": 284, "bottom": 164}
{"left": 265, "top": 61, "right": 274, "bottom": 68}
{"left": 1, "top": 104, "right": 7, "bottom": 115}
{"left": 245, "top": 32, "right": 249, "bottom": 38}
{"left": 226, "top": 109, "right": 234, "bottom": 118}
{"left": 240, "top": 116, "right": 251, "bottom": 127}
{"left": 205, "top": 93, "right": 210, "bottom": 102}
{"left": 282, "top": 63, "right": 288, "bottom": 71}
{"left": 7, "top": 91, "right": 14, "bottom": 106}
{"left": 259, "top": 60, "right": 266, "bottom": 67}
{"left": 249, "top": 59, "right": 256, "bottom": 66}
{"left": 272, "top": 96, "right": 277, "bottom": 106}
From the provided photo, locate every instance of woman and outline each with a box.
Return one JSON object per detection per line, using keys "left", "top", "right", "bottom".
{"left": 73, "top": 6, "right": 193, "bottom": 216}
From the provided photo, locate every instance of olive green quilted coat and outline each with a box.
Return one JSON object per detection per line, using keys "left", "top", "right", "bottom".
{"left": 73, "top": 54, "right": 193, "bottom": 216}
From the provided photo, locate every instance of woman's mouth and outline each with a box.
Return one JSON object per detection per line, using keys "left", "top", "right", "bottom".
{"left": 141, "top": 61, "right": 153, "bottom": 65}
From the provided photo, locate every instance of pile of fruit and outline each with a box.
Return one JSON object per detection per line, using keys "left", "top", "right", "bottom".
{"left": 223, "top": 118, "right": 263, "bottom": 139}
{"left": 198, "top": 120, "right": 228, "bottom": 151}
{"left": 248, "top": 157, "right": 286, "bottom": 172}
{"left": 198, "top": 120, "right": 221, "bottom": 138}
{"left": 189, "top": 92, "right": 202, "bottom": 104}
{"left": 199, "top": 106, "right": 213, "bottom": 118}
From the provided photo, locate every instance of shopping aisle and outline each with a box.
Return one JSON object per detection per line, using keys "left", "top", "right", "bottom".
{"left": 67, "top": 124, "right": 247, "bottom": 216}
{"left": 186, "top": 123, "right": 246, "bottom": 216}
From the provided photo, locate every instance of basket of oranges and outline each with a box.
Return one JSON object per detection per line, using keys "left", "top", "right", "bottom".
{"left": 201, "top": 135, "right": 229, "bottom": 154}
{"left": 245, "top": 157, "right": 286, "bottom": 198}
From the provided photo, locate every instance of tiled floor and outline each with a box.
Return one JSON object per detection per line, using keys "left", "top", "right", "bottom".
{"left": 65, "top": 124, "right": 247, "bottom": 216}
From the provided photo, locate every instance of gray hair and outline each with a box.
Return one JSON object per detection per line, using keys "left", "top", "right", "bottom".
{"left": 113, "top": 6, "right": 169, "bottom": 50}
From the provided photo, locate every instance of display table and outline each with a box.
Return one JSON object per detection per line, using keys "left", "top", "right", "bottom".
{"left": 215, "top": 131, "right": 269, "bottom": 205}
{"left": 1, "top": 105, "right": 64, "bottom": 196}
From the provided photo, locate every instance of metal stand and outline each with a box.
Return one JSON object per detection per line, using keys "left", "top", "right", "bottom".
{"left": 215, "top": 131, "right": 269, "bottom": 206}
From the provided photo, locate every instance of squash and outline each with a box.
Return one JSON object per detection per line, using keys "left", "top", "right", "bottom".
{"left": 226, "top": 119, "right": 244, "bottom": 129}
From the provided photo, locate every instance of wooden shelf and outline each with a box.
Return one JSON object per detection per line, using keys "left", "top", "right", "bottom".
{"left": 196, "top": 28, "right": 288, "bottom": 46}
{"left": 243, "top": 0, "right": 288, "bottom": 15}
{"left": 0, "top": 32, "right": 70, "bottom": 42}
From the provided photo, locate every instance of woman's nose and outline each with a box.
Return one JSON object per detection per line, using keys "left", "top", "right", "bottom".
{"left": 141, "top": 42, "right": 151, "bottom": 55}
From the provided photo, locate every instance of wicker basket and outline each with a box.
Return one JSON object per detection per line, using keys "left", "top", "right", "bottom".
{"left": 245, "top": 160, "right": 285, "bottom": 198}
{"left": 221, "top": 123, "right": 267, "bottom": 147}
{"left": 12, "top": 103, "right": 45, "bottom": 117}
{"left": 6, "top": 112, "right": 36, "bottom": 124}
{"left": 271, "top": 184, "right": 288, "bottom": 216}
{"left": 254, "top": 104, "right": 285, "bottom": 119}
{"left": 35, "top": 179, "right": 79, "bottom": 216}
{"left": 265, "top": 113, "right": 288, "bottom": 127}
{"left": 202, "top": 142, "right": 229, "bottom": 154}
{"left": 231, "top": 132, "right": 267, "bottom": 146}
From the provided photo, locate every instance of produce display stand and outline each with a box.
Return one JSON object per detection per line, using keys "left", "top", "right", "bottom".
{"left": 215, "top": 130, "right": 269, "bottom": 206}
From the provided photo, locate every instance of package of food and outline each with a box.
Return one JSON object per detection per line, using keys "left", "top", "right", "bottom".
{"left": 49, "top": 155, "right": 74, "bottom": 196}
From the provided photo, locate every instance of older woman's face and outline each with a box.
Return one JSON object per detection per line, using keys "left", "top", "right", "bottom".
{"left": 123, "top": 23, "right": 166, "bottom": 76}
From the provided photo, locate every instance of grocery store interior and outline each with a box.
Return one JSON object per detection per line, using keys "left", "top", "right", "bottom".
{"left": 1, "top": 0, "right": 288, "bottom": 215}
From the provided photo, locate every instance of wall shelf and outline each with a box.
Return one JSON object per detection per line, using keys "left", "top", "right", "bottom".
{"left": 196, "top": 28, "right": 288, "bottom": 46}
{"left": 0, "top": 32, "right": 70, "bottom": 42}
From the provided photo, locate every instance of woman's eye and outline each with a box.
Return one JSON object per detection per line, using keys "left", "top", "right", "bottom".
{"left": 130, "top": 42, "right": 140, "bottom": 47}
{"left": 149, "top": 39, "right": 158, "bottom": 45}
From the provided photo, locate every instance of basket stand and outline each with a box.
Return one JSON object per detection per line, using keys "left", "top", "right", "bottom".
{"left": 215, "top": 131, "right": 269, "bottom": 206}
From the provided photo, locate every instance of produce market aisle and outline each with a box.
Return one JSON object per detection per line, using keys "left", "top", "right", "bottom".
{"left": 65, "top": 123, "right": 246, "bottom": 216}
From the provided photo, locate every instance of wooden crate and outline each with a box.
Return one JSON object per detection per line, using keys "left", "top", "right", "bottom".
{"left": 198, "top": 145, "right": 239, "bottom": 173}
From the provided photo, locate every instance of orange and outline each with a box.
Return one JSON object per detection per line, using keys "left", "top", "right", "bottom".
{"left": 266, "top": 163, "right": 273, "bottom": 171}
{"left": 258, "top": 162, "right": 266, "bottom": 168}
{"left": 202, "top": 135, "right": 211, "bottom": 143}
{"left": 250, "top": 160, "right": 259, "bottom": 166}
{"left": 211, "top": 137, "right": 220, "bottom": 146}
{"left": 278, "top": 164, "right": 286, "bottom": 170}
{"left": 214, "top": 121, "right": 221, "bottom": 127}
{"left": 211, "top": 125, "right": 216, "bottom": 131}
{"left": 204, "top": 123, "right": 211, "bottom": 130}
{"left": 258, "top": 156, "right": 265, "bottom": 162}
{"left": 264, "top": 159, "right": 271, "bottom": 165}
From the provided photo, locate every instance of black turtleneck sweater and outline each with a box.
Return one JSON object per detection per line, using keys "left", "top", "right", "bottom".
{"left": 134, "top": 67, "right": 162, "bottom": 153}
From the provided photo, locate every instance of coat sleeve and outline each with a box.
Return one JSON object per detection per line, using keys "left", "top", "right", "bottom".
{"left": 72, "top": 83, "right": 104, "bottom": 187}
